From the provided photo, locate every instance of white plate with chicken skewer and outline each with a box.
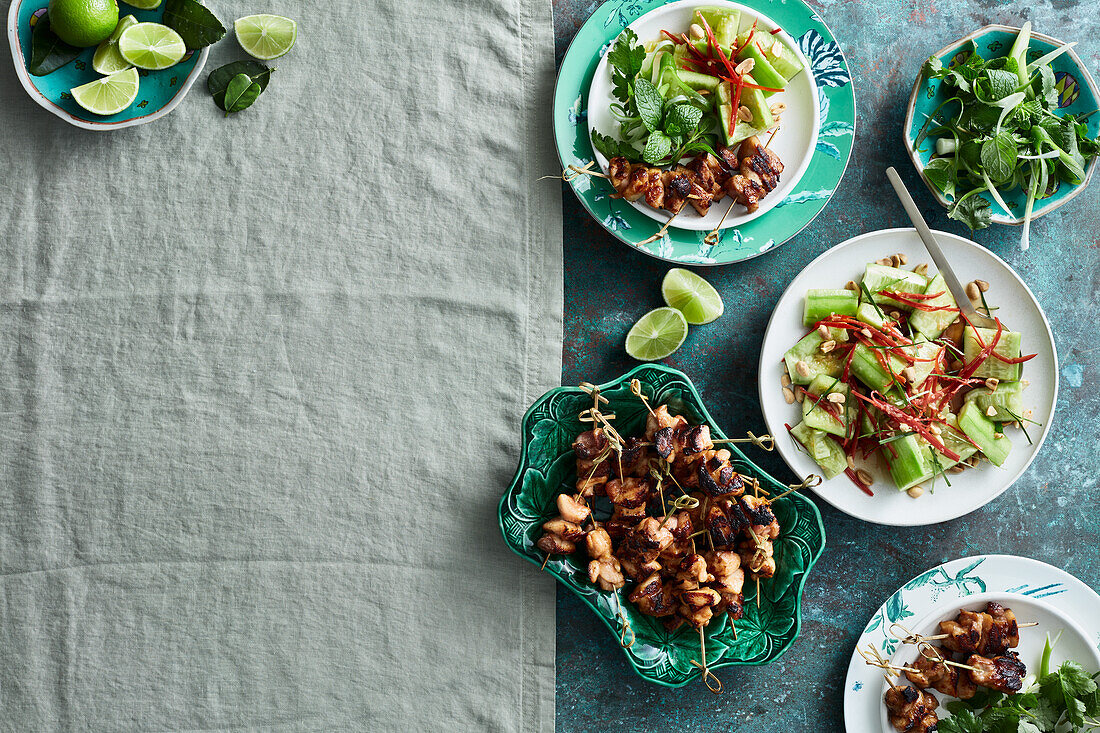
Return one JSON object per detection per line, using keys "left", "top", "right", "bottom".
{"left": 587, "top": 0, "right": 820, "bottom": 230}
{"left": 843, "top": 555, "right": 1100, "bottom": 732}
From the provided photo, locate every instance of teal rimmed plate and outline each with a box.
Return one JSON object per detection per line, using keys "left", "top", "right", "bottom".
{"left": 497, "top": 364, "right": 826, "bottom": 687}
{"left": 7, "top": 0, "right": 208, "bottom": 130}
{"left": 903, "top": 25, "right": 1100, "bottom": 225}
{"left": 553, "top": 0, "right": 856, "bottom": 265}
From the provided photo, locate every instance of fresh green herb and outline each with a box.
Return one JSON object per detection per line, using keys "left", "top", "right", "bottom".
{"left": 633, "top": 78, "right": 665, "bottom": 133}
{"left": 607, "top": 28, "right": 645, "bottom": 104}
{"left": 591, "top": 131, "right": 642, "bottom": 162}
{"left": 163, "top": 0, "right": 226, "bottom": 50}
{"left": 208, "top": 60, "right": 273, "bottom": 110}
{"left": 27, "top": 14, "right": 80, "bottom": 76}
{"left": 918, "top": 22, "right": 1099, "bottom": 246}
{"left": 642, "top": 130, "right": 672, "bottom": 165}
{"left": 939, "top": 657, "right": 1100, "bottom": 732}
{"left": 222, "top": 73, "right": 261, "bottom": 116}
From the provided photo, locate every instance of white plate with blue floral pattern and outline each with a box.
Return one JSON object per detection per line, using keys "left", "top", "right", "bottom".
{"left": 844, "top": 555, "right": 1100, "bottom": 732}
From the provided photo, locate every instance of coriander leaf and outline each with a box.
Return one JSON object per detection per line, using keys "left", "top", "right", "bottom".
{"left": 938, "top": 708, "right": 983, "bottom": 733}
{"left": 981, "top": 132, "right": 1018, "bottom": 183}
{"left": 27, "top": 14, "right": 80, "bottom": 76}
{"left": 1016, "top": 722, "right": 1041, "bottom": 733}
{"left": 985, "top": 69, "right": 1020, "bottom": 100}
{"left": 924, "top": 157, "right": 958, "bottom": 198}
{"left": 924, "top": 55, "right": 945, "bottom": 77}
{"left": 949, "top": 190, "right": 993, "bottom": 230}
{"left": 591, "top": 131, "right": 641, "bottom": 162}
{"left": 208, "top": 61, "right": 273, "bottom": 110}
{"left": 223, "top": 74, "right": 260, "bottom": 116}
{"left": 163, "top": 0, "right": 226, "bottom": 50}
{"left": 606, "top": 28, "right": 645, "bottom": 80}
{"left": 633, "top": 78, "right": 665, "bottom": 133}
{"left": 642, "top": 131, "right": 672, "bottom": 165}
{"left": 983, "top": 706, "right": 1021, "bottom": 733}
{"left": 1059, "top": 661, "right": 1098, "bottom": 697}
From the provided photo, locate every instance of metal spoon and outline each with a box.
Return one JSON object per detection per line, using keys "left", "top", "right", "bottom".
{"left": 885, "top": 167, "right": 995, "bottom": 328}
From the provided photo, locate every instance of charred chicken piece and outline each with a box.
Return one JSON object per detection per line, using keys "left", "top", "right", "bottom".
{"left": 706, "top": 550, "right": 745, "bottom": 620}
{"left": 679, "top": 587, "right": 722, "bottom": 628}
{"left": 573, "top": 428, "right": 611, "bottom": 497}
{"left": 661, "top": 168, "right": 693, "bottom": 214}
{"left": 646, "top": 404, "right": 689, "bottom": 442}
{"left": 940, "top": 602, "right": 1020, "bottom": 657}
{"left": 659, "top": 511, "right": 694, "bottom": 563}
{"left": 967, "top": 651, "right": 1026, "bottom": 694}
{"left": 604, "top": 476, "right": 651, "bottom": 510}
{"left": 905, "top": 648, "right": 977, "bottom": 699}
{"left": 588, "top": 555, "right": 625, "bottom": 591}
{"left": 628, "top": 572, "right": 677, "bottom": 617}
{"left": 705, "top": 498, "right": 749, "bottom": 548}
{"left": 885, "top": 685, "right": 939, "bottom": 733}
{"left": 697, "top": 449, "right": 745, "bottom": 497}
{"left": 615, "top": 436, "right": 650, "bottom": 478}
{"left": 556, "top": 493, "right": 590, "bottom": 525}
{"left": 724, "top": 136, "right": 784, "bottom": 213}
{"left": 622, "top": 517, "right": 674, "bottom": 564}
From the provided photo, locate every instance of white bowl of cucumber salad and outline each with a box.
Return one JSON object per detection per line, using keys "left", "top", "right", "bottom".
{"left": 586, "top": 0, "right": 819, "bottom": 231}
{"left": 758, "top": 228, "right": 1058, "bottom": 526}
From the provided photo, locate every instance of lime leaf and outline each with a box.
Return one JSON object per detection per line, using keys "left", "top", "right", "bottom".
{"left": 223, "top": 73, "right": 261, "bottom": 115}
{"left": 28, "top": 14, "right": 81, "bottom": 76}
{"left": 208, "top": 60, "right": 272, "bottom": 110}
{"left": 163, "top": 0, "right": 225, "bottom": 50}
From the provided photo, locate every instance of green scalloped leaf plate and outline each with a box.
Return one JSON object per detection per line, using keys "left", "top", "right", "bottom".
{"left": 497, "top": 364, "right": 826, "bottom": 687}
{"left": 554, "top": 0, "right": 856, "bottom": 265}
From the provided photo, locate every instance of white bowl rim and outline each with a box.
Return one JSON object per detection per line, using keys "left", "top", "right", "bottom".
{"left": 757, "top": 227, "right": 1060, "bottom": 526}
{"left": 586, "top": 0, "right": 821, "bottom": 231}
{"left": 6, "top": 0, "right": 209, "bottom": 131}
{"left": 901, "top": 23, "right": 1100, "bottom": 225}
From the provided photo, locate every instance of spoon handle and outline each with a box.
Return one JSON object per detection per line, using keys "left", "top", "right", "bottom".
{"left": 885, "top": 167, "right": 985, "bottom": 323}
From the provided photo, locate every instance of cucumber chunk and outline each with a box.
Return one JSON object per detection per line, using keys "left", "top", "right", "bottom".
{"left": 790, "top": 421, "right": 847, "bottom": 479}
{"left": 713, "top": 12, "right": 741, "bottom": 47}
{"left": 861, "top": 264, "right": 929, "bottom": 312}
{"left": 964, "top": 381, "right": 1024, "bottom": 422}
{"left": 901, "top": 337, "right": 943, "bottom": 387}
{"left": 718, "top": 104, "right": 765, "bottom": 146}
{"left": 676, "top": 68, "right": 722, "bottom": 93}
{"left": 963, "top": 327, "right": 1022, "bottom": 381}
{"left": 803, "top": 289, "right": 859, "bottom": 326}
{"left": 783, "top": 328, "right": 846, "bottom": 385}
{"left": 929, "top": 414, "right": 979, "bottom": 470}
{"left": 909, "top": 273, "right": 959, "bottom": 340}
{"left": 801, "top": 375, "right": 851, "bottom": 438}
{"left": 958, "top": 401, "right": 1012, "bottom": 467}
{"left": 762, "top": 35, "right": 803, "bottom": 80}
{"left": 857, "top": 302, "right": 887, "bottom": 328}
{"left": 735, "top": 42, "right": 787, "bottom": 95}
{"left": 883, "top": 433, "right": 932, "bottom": 491}
{"left": 693, "top": 7, "right": 737, "bottom": 35}
{"left": 849, "top": 342, "right": 899, "bottom": 391}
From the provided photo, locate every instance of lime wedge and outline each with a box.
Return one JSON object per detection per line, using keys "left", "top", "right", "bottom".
{"left": 661, "top": 267, "right": 725, "bottom": 325}
{"left": 234, "top": 14, "right": 297, "bottom": 60}
{"left": 124, "top": 0, "right": 162, "bottom": 8}
{"left": 625, "top": 307, "right": 689, "bottom": 361}
{"left": 70, "top": 67, "right": 139, "bottom": 115}
{"left": 118, "top": 21, "right": 185, "bottom": 70}
{"left": 92, "top": 14, "right": 137, "bottom": 75}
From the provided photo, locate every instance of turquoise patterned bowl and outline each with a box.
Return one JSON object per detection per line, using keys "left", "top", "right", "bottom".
{"left": 6, "top": 0, "right": 209, "bottom": 130}
{"left": 554, "top": 0, "right": 856, "bottom": 265}
{"left": 497, "top": 364, "right": 826, "bottom": 687}
{"left": 903, "top": 25, "right": 1100, "bottom": 225}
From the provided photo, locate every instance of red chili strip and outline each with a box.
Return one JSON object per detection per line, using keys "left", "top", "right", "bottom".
{"left": 661, "top": 29, "right": 685, "bottom": 44}
{"left": 850, "top": 391, "right": 961, "bottom": 461}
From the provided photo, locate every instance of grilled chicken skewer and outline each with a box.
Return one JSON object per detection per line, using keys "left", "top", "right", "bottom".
{"left": 885, "top": 685, "right": 939, "bottom": 733}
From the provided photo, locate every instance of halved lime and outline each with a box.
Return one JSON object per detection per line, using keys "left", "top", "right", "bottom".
{"left": 92, "top": 14, "right": 137, "bottom": 74}
{"left": 123, "top": 0, "right": 161, "bottom": 8}
{"left": 70, "top": 67, "right": 139, "bottom": 115}
{"left": 118, "top": 21, "right": 185, "bottom": 70}
{"left": 625, "top": 307, "right": 689, "bottom": 361}
{"left": 661, "top": 268, "right": 724, "bottom": 325}
{"left": 234, "top": 14, "right": 297, "bottom": 60}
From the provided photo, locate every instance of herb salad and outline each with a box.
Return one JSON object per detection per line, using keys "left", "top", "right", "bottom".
{"left": 592, "top": 5, "right": 804, "bottom": 169}
{"left": 915, "top": 23, "right": 1099, "bottom": 247}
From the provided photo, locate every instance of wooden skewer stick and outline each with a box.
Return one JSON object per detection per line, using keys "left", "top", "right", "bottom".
{"left": 772, "top": 473, "right": 822, "bottom": 501}
{"left": 638, "top": 207, "right": 683, "bottom": 246}
{"left": 892, "top": 621, "right": 1039, "bottom": 645}
{"left": 629, "top": 378, "right": 656, "bottom": 417}
{"left": 689, "top": 626, "right": 723, "bottom": 695}
{"left": 614, "top": 594, "right": 635, "bottom": 649}
{"left": 712, "top": 432, "right": 775, "bottom": 451}
{"left": 756, "top": 577, "right": 761, "bottom": 609}
{"left": 704, "top": 198, "right": 737, "bottom": 246}
{"left": 764, "top": 125, "right": 781, "bottom": 149}
{"left": 538, "top": 161, "right": 609, "bottom": 182}
{"left": 857, "top": 644, "right": 920, "bottom": 678}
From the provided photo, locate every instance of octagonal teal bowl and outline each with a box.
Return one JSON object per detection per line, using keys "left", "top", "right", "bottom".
{"left": 903, "top": 24, "right": 1099, "bottom": 225}
{"left": 7, "top": 0, "right": 209, "bottom": 129}
{"left": 497, "top": 364, "right": 826, "bottom": 687}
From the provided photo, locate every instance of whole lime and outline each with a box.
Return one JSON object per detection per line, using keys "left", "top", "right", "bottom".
{"left": 48, "top": 0, "right": 119, "bottom": 47}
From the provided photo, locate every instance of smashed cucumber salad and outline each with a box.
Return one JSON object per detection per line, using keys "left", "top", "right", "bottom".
{"left": 782, "top": 256, "right": 1037, "bottom": 496}
{"left": 592, "top": 5, "right": 804, "bottom": 166}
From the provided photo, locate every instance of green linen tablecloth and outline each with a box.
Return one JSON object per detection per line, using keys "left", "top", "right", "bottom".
{"left": 0, "top": 0, "right": 562, "bottom": 729}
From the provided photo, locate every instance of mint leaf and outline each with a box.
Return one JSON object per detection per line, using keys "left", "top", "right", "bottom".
{"left": 1035, "top": 64, "right": 1058, "bottom": 109}
{"left": 208, "top": 61, "right": 273, "bottom": 110}
{"left": 981, "top": 132, "right": 1018, "bottom": 183}
{"left": 606, "top": 29, "right": 644, "bottom": 79}
{"left": 633, "top": 78, "right": 665, "bottom": 133}
{"left": 223, "top": 74, "right": 260, "bottom": 116}
{"left": 665, "top": 103, "right": 703, "bottom": 135}
{"left": 924, "top": 157, "right": 958, "bottom": 198}
{"left": 27, "top": 14, "right": 80, "bottom": 76}
{"left": 642, "top": 131, "right": 672, "bottom": 165}
{"left": 985, "top": 69, "right": 1019, "bottom": 100}
{"left": 164, "top": 0, "right": 226, "bottom": 50}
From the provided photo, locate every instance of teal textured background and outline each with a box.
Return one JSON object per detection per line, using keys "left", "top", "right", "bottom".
{"left": 554, "top": 0, "right": 1100, "bottom": 729}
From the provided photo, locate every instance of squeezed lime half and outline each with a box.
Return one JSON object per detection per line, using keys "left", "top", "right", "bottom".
{"left": 661, "top": 267, "right": 724, "bottom": 325}
{"left": 234, "top": 14, "right": 297, "bottom": 60}
{"left": 625, "top": 307, "right": 689, "bottom": 361}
